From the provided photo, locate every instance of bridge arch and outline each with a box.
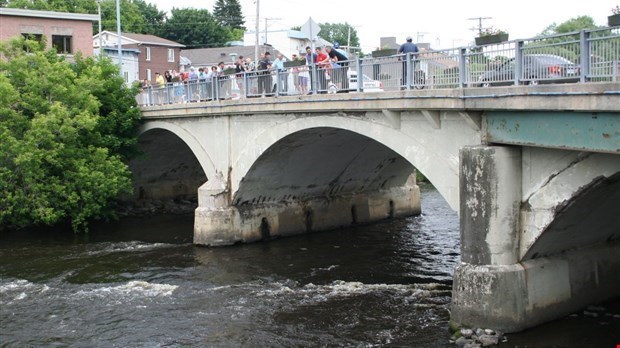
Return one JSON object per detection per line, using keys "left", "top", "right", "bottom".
{"left": 520, "top": 153, "right": 620, "bottom": 260}
{"left": 139, "top": 121, "right": 217, "bottom": 180}
{"left": 230, "top": 115, "right": 461, "bottom": 210}
{"left": 129, "top": 121, "right": 215, "bottom": 202}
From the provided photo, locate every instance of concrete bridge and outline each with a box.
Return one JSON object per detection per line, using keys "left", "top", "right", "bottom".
{"left": 136, "top": 83, "right": 620, "bottom": 333}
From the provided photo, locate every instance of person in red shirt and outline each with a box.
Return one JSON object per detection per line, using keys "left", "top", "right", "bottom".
{"left": 315, "top": 47, "right": 330, "bottom": 91}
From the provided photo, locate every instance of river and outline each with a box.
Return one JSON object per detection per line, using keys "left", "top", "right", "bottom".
{"left": 1, "top": 185, "right": 618, "bottom": 347}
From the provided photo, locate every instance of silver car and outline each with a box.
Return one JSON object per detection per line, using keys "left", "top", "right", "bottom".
{"left": 477, "top": 54, "right": 580, "bottom": 87}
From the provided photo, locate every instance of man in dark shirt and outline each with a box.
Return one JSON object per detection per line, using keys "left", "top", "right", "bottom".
{"left": 398, "top": 36, "right": 419, "bottom": 88}
{"left": 325, "top": 46, "right": 350, "bottom": 90}
{"left": 258, "top": 52, "right": 273, "bottom": 96}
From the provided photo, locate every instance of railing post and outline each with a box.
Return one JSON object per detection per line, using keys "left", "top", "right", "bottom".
{"left": 166, "top": 83, "right": 171, "bottom": 104}
{"left": 514, "top": 40, "right": 523, "bottom": 86}
{"left": 580, "top": 30, "right": 590, "bottom": 83}
{"left": 310, "top": 63, "right": 317, "bottom": 94}
{"left": 148, "top": 86, "right": 153, "bottom": 106}
{"left": 275, "top": 69, "right": 280, "bottom": 97}
{"left": 211, "top": 76, "right": 216, "bottom": 100}
{"left": 356, "top": 57, "right": 363, "bottom": 92}
{"left": 243, "top": 71, "right": 248, "bottom": 98}
{"left": 406, "top": 52, "right": 412, "bottom": 90}
{"left": 459, "top": 48, "right": 466, "bottom": 88}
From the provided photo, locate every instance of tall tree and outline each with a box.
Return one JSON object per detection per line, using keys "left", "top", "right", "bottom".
{"left": 213, "top": 0, "right": 245, "bottom": 30}
{"left": 318, "top": 22, "right": 360, "bottom": 50}
{"left": 0, "top": 38, "right": 139, "bottom": 231}
{"left": 134, "top": 0, "right": 166, "bottom": 35}
{"left": 159, "top": 8, "right": 233, "bottom": 48}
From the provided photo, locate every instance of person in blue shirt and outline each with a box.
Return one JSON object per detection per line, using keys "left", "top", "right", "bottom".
{"left": 272, "top": 53, "right": 288, "bottom": 94}
{"left": 398, "top": 36, "right": 419, "bottom": 88}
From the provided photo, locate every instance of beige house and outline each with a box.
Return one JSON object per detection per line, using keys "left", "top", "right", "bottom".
{"left": 0, "top": 7, "right": 98, "bottom": 57}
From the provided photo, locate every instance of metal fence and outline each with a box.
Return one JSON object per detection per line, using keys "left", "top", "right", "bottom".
{"left": 137, "top": 27, "right": 620, "bottom": 106}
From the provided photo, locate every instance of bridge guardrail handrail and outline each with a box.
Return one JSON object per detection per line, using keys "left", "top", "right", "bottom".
{"left": 136, "top": 27, "right": 620, "bottom": 107}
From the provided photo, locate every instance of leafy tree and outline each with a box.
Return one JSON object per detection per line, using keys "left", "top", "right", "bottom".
{"left": 539, "top": 15, "right": 598, "bottom": 36}
{"left": 99, "top": 0, "right": 149, "bottom": 34}
{"left": 6, "top": 0, "right": 97, "bottom": 13}
{"left": 213, "top": 0, "right": 245, "bottom": 31}
{"left": 0, "top": 38, "right": 139, "bottom": 231}
{"left": 318, "top": 22, "right": 360, "bottom": 50}
{"left": 159, "top": 8, "right": 233, "bottom": 48}
{"left": 5, "top": 0, "right": 164, "bottom": 35}
{"left": 529, "top": 16, "right": 608, "bottom": 62}
{"left": 134, "top": 0, "right": 166, "bottom": 35}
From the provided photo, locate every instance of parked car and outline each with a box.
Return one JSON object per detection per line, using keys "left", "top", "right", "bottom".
{"left": 477, "top": 54, "right": 580, "bottom": 87}
{"left": 347, "top": 70, "right": 384, "bottom": 92}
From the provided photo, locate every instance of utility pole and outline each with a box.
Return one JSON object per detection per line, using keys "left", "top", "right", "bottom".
{"left": 116, "top": 0, "right": 122, "bottom": 78}
{"left": 254, "top": 0, "right": 259, "bottom": 65}
{"left": 96, "top": 0, "right": 102, "bottom": 57}
{"left": 467, "top": 16, "right": 492, "bottom": 36}
{"left": 264, "top": 17, "right": 281, "bottom": 44}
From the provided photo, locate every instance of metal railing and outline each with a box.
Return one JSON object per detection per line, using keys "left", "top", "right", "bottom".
{"left": 137, "top": 27, "right": 620, "bottom": 106}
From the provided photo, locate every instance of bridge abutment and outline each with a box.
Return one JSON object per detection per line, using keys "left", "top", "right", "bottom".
{"left": 194, "top": 173, "right": 421, "bottom": 246}
{"left": 451, "top": 242, "right": 620, "bottom": 332}
{"left": 452, "top": 145, "right": 620, "bottom": 332}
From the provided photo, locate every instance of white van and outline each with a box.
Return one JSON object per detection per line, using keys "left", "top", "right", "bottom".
{"left": 347, "top": 70, "right": 384, "bottom": 92}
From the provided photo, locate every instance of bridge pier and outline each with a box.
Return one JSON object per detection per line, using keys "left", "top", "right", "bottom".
{"left": 194, "top": 173, "right": 421, "bottom": 246}
{"left": 451, "top": 146, "right": 620, "bottom": 332}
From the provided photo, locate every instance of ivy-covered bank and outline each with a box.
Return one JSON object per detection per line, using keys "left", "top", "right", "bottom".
{"left": 0, "top": 38, "right": 141, "bottom": 231}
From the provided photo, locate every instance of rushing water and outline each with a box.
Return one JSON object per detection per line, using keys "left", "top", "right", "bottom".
{"left": 1, "top": 185, "right": 618, "bottom": 347}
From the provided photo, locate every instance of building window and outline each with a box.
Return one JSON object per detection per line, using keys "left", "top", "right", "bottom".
{"left": 52, "top": 35, "right": 72, "bottom": 54}
{"left": 146, "top": 47, "right": 151, "bottom": 61}
{"left": 21, "top": 33, "right": 43, "bottom": 51}
{"left": 22, "top": 33, "right": 43, "bottom": 42}
{"left": 167, "top": 48, "right": 175, "bottom": 62}
{"left": 123, "top": 71, "right": 129, "bottom": 84}
{"left": 146, "top": 69, "right": 152, "bottom": 81}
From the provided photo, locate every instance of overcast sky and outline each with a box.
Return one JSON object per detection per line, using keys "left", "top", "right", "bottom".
{"left": 147, "top": 0, "right": 618, "bottom": 51}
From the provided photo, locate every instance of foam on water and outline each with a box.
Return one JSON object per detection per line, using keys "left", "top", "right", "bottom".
{"left": 255, "top": 279, "right": 446, "bottom": 301}
{"left": 75, "top": 280, "right": 178, "bottom": 299}
{"left": 0, "top": 279, "right": 50, "bottom": 304}
{"left": 84, "top": 241, "right": 171, "bottom": 256}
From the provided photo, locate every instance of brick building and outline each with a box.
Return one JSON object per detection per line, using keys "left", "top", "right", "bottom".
{"left": 0, "top": 7, "right": 98, "bottom": 57}
{"left": 93, "top": 31, "right": 185, "bottom": 83}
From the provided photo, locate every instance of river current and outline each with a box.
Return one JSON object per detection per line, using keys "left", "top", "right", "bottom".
{"left": 1, "top": 185, "right": 618, "bottom": 347}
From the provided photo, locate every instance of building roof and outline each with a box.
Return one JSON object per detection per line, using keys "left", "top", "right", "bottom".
{"left": 94, "top": 31, "right": 185, "bottom": 48}
{"left": 181, "top": 45, "right": 284, "bottom": 67}
{"left": 0, "top": 7, "right": 98, "bottom": 21}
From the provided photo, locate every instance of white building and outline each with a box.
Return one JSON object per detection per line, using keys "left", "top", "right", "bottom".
{"left": 243, "top": 29, "right": 331, "bottom": 58}
{"left": 94, "top": 47, "right": 141, "bottom": 85}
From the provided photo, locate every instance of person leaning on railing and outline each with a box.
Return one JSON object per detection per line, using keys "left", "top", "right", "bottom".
{"left": 258, "top": 52, "right": 273, "bottom": 97}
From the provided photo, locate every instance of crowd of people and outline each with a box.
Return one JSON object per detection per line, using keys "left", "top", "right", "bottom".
{"left": 140, "top": 44, "right": 354, "bottom": 104}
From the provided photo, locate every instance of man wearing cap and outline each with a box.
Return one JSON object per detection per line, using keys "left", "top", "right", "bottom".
{"left": 398, "top": 36, "right": 420, "bottom": 88}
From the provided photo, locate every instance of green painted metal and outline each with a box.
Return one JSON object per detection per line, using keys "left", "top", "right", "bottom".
{"left": 486, "top": 111, "right": 620, "bottom": 154}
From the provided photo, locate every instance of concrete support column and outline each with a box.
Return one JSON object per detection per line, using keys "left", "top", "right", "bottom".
{"left": 194, "top": 172, "right": 238, "bottom": 246}
{"left": 452, "top": 145, "right": 525, "bottom": 331}
{"left": 459, "top": 145, "right": 522, "bottom": 265}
